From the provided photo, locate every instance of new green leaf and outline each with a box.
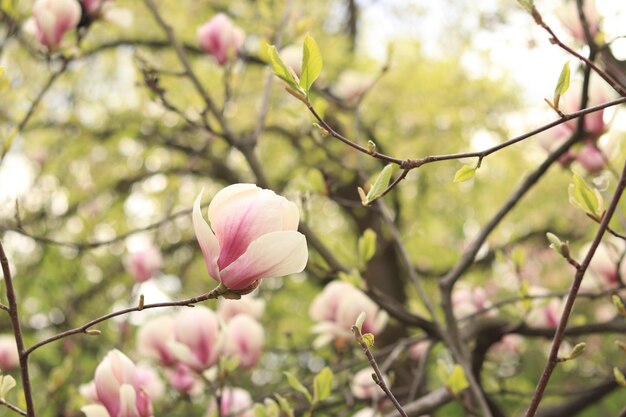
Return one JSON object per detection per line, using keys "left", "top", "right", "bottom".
{"left": 553, "top": 61, "right": 571, "bottom": 108}
{"left": 447, "top": 365, "right": 469, "bottom": 395}
{"left": 300, "top": 35, "right": 323, "bottom": 94}
{"left": 267, "top": 44, "right": 303, "bottom": 94}
{"left": 568, "top": 173, "right": 604, "bottom": 220}
{"left": 362, "top": 333, "right": 375, "bottom": 347}
{"left": 0, "top": 375, "right": 15, "bottom": 399}
{"left": 454, "top": 164, "right": 476, "bottom": 183}
{"left": 284, "top": 372, "right": 312, "bottom": 403}
{"left": 313, "top": 367, "right": 333, "bottom": 403}
{"left": 274, "top": 394, "right": 295, "bottom": 417}
{"left": 358, "top": 228, "right": 377, "bottom": 264}
{"left": 364, "top": 164, "right": 394, "bottom": 204}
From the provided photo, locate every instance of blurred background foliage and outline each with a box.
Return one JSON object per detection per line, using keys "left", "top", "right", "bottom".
{"left": 0, "top": 0, "right": 625, "bottom": 416}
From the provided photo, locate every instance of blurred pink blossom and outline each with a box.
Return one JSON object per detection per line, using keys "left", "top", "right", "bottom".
{"left": 218, "top": 296, "right": 265, "bottom": 322}
{"left": 584, "top": 239, "right": 626, "bottom": 289}
{"left": 223, "top": 314, "right": 264, "bottom": 368}
{"left": 332, "top": 71, "right": 375, "bottom": 104}
{"left": 309, "top": 281, "right": 388, "bottom": 348}
{"left": 352, "top": 408, "right": 382, "bottom": 417}
{"left": 207, "top": 387, "right": 254, "bottom": 417}
{"left": 527, "top": 298, "right": 563, "bottom": 328}
{"left": 193, "top": 184, "right": 308, "bottom": 292}
{"left": 124, "top": 245, "right": 162, "bottom": 283}
{"left": 197, "top": 14, "right": 245, "bottom": 65}
{"left": 452, "top": 285, "right": 492, "bottom": 318}
{"left": 558, "top": 0, "right": 600, "bottom": 44}
{"left": 136, "top": 314, "right": 176, "bottom": 366}
{"left": 81, "top": 349, "right": 152, "bottom": 417}
{"left": 0, "top": 335, "right": 19, "bottom": 371}
{"left": 168, "top": 306, "right": 222, "bottom": 371}
{"left": 32, "top": 0, "right": 81, "bottom": 50}
{"left": 166, "top": 363, "right": 201, "bottom": 395}
{"left": 351, "top": 368, "right": 388, "bottom": 401}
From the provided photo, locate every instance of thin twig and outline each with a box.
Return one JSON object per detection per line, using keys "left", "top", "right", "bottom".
{"left": 0, "top": 399, "right": 27, "bottom": 416}
{"left": 351, "top": 325, "right": 408, "bottom": 417}
{"left": 524, "top": 158, "right": 626, "bottom": 417}
{"left": 24, "top": 284, "right": 228, "bottom": 357}
{"left": 0, "top": 241, "right": 36, "bottom": 417}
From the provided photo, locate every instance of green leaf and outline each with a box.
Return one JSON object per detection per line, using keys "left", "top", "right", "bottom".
{"left": 355, "top": 312, "right": 366, "bottom": 333}
{"left": 553, "top": 61, "right": 570, "bottom": 108}
{"left": 362, "top": 333, "right": 375, "bottom": 347}
{"left": 338, "top": 268, "right": 364, "bottom": 288}
{"left": 264, "top": 399, "right": 280, "bottom": 417}
{"left": 274, "top": 394, "right": 295, "bottom": 417}
{"left": 313, "top": 367, "right": 333, "bottom": 403}
{"left": 565, "top": 342, "right": 586, "bottom": 360}
{"left": 517, "top": 0, "right": 534, "bottom": 12}
{"left": 446, "top": 365, "right": 469, "bottom": 395}
{"left": 568, "top": 173, "right": 604, "bottom": 219}
{"left": 453, "top": 164, "right": 476, "bottom": 183}
{"left": 614, "top": 367, "right": 626, "bottom": 387}
{"left": 300, "top": 35, "right": 323, "bottom": 94}
{"left": 613, "top": 295, "right": 626, "bottom": 317}
{"left": 254, "top": 404, "right": 268, "bottom": 417}
{"left": 358, "top": 228, "right": 377, "bottom": 265}
{"left": 267, "top": 44, "right": 303, "bottom": 94}
{"left": 365, "top": 164, "right": 394, "bottom": 204}
{"left": 284, "top": 372, "right": 312, "bottom": 403}
{"left": 0, "top": 375, "right": 16, "bottom": 399}
{"left": 518, "top": 280, "right": 532, "bottom": 311}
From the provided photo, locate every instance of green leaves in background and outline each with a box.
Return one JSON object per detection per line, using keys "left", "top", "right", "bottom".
{"left": 300, "top": 35, "right": 323, "bottom": 95}
{"left": 358, "top": 228, "right": 377, "bottom": 266}
{"left": 267, "top": 45, "right": 304, "bottom": 96}
{"left": 568, "top": 173, "right": 604, "bottom": 221}
{"left": 313, "top": 367, "right": 333, "bottom": 403}
{"left": 284, "top": 371, "right": 312, "bottom": 403}
{"left": 0, "top": 374, "right": 15, "bottom": 399}
{"left": 437, "top": 360, "right": 469, "bottom": 395}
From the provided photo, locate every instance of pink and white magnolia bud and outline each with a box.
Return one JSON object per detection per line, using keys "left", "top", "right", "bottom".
{"left": 197, "top": 14, "right": 245, "bottom": 66}
{"left": 310, "top": 281, "right": 388, "bottom": 348}
{"left": 124, "top": 245, "right": 162, "bottom": 283}
{"left": 575, "top": 144, "right": 607, "bottom": 173}
{"left": 136, "top": 314, "right": 176, "bottom": 366}
{"left": 136, "top": 364, "right": 164, "bottom": 401}
{"left": 0, "top": 335, "right": 19, "bottom": 371}
{"left": 81, "top": 349, "right": 152, "bottom": 417}
{"left": 218, "top": 296, "right": 265, "bottom": 322}
{"left": 193, "top": 184, "right": 308, "bottom": 292}
{"left": 168, "top": 306, "right": 222, "bottom": 371}
{"left": 351, "top": 368, "right": 388, "bottom": 401}
{"left": 32, "top": 0, "right": 81, "bottom": 50}
{"left": 223, "top": 314, "right": 264, "bottom": 368}
{"left": 166, "top": 363, "right": 202, "bottom": 395}
{"left": 207, "top": 387, "right": 254, "bottom": 417}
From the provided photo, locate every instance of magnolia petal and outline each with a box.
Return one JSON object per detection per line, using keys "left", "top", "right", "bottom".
{"left": 81, "top": 404, "right": 111, "bottom": 417}
{"left": 208, "top": 185, "right": 296, "bottom": 269}
{"left": 166, "top": 341, "right": 204, "bottom": 371}
{"left": 119, "top": 384, "right": 140, "bottom": 417}
{"left": 193, "top": 190, "right": 221, "bottom": 281}
{"left": 219, "top": 231, "right": 308, "bottom": 290}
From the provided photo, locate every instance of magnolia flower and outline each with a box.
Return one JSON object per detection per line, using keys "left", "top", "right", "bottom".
{"left": 0, "top": 335, "right": 19, "bottom": 371}
{"left": 527, "top": 298, "right": 563, "bottom": 328}
{"left": 584, "top": 239, "right": 626, "bottom": 289}
{"left": 351, "top": 368, "right": 388, "bottom": 401}
{"left": 81, "top": 0, "right": 108, "bottom": 17}
{"left": 223, "top": 314, "right": 264, "bottom": 368}
{"left": 489, "top": 335, "right": 524, "bottom": 359}
{"left": 136, "top": 314, "right": 176, "bottom": 366}
{"left": 207, "top": 387, "right": 253, "bottom": 417}
{"left": 197, "top": 14, "right": 245, "bottom": 65}
{"left": 81, "top": 350, "right": 152, "bottom": 417}
{"left": 168, "top": 306, "right": 222, "bottom": 371}
{"left": 558, "top": 0, "right": 600, "bottom": 44}
{"left": 408, "top": 341, "right": 429, "bottom": 361}
{"left": 124, "top": 245, "right": 162, "bottom": 283}
{"left": 32, "top": 0, "right": 81, "bottom": 50}
{"left": 310, "top": 281, "right": 388, "bottom": 347}
{"left": 452, "top": 285, "right": 493, "bottom": 318}
{"left": 166, "top": 363, "right": 202, "bottom": 395}
{"left": 218, "top": 296, "right": 265, "bottom": 322}
{"left": 136, "top": 365, "right": 164, "bottom": 401}
{"left": 193, "top": 184, "right": 308, "bottom": 292}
